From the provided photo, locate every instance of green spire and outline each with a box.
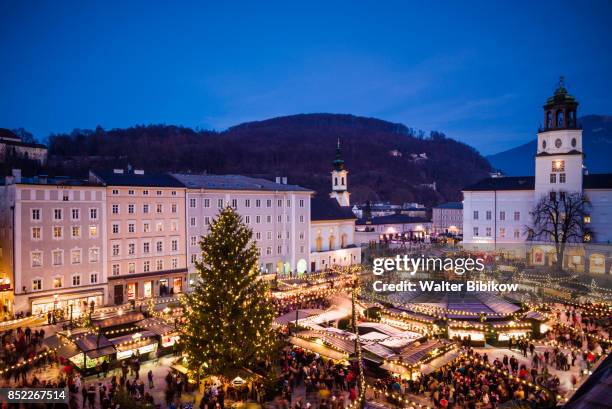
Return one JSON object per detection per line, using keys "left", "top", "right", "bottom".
{"left": 333, "top": 137, "right": 345, "bottom": 171}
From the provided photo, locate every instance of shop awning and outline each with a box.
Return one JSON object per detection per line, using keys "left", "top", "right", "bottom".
{"left": 44, "top": 335, "right": 81, "bottom": 360}
{"left": 289, "top": 336, "right": 348, "bottom": 361}
{"left": 86, "top": 346, "right": 116, "bottom": 359}
{"left": 93, "top": 311, "right": 145, "bottom": 329}
{"left": 73, "top": 333, "right": 114, "bottom": 353}
{"left": 139, "top": 318, "right": 175, "bottom": 336}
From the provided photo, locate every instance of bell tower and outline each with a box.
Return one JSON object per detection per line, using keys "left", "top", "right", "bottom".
{"left": 535, "top": 77, "right": 584, "bottom": 199}
{"left": 330, "top": 138, "right": 350, "bottom": 207}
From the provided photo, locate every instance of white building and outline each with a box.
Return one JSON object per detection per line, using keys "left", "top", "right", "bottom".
{"left": 462, "top": 79, "right": 612, "bottom": 273}
{"left": 309, "top": 142, "right": 361, "bottom": 271}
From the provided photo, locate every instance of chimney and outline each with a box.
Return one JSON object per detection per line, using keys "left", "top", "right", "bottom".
{"left": 113, "top": 169, "right": 124, "bottom": 174}
{"left": 134, "top": 169, "right": 144, "bottom": 175}
{"left": 11, "top": 169, "right": 21, "bottom": 183}
{"left": 281, "top": 177, "right": 287, "bottom": 185}
{"left": 275, "top": 177, "right": 281, "bottom": 184}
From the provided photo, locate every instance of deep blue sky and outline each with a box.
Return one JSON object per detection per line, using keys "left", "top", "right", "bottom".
{"left": 1, "top": 1, "right": 611, "bottom": 154}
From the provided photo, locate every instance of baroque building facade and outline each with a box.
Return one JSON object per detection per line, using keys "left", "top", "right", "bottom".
{"left": 462, "top": 79, "right": 612, "bottom": 274}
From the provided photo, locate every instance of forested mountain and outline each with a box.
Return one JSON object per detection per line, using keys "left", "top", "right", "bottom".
{"left": 487, "top": 115, "right": 612, "bottom": 176}
{"left": 40, "top": 114, "right": 492, "bottom": 206}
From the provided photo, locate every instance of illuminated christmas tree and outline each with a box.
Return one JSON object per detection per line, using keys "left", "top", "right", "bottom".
{"left": 180, "top": 206, "right": 275, "bottom": 377}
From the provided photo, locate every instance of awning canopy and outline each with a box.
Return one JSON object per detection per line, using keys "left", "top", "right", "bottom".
{"left": 93, "top": 311, "right": 145, "bottom": 329}
{"left": 139, "top": 318, "right": 175, "bottom": 336}
{"left": 289, "top": 336, "right": 348, "bottom": 361}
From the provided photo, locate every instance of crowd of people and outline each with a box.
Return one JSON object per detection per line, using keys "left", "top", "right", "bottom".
{"left": 0, "top": 326, "right": 49, "bottom": 383}
{"left": 375, "top": 347, "right": 555, "bottom": 408}
{"left": 274, "top": 347, "right": 360, "bottom": 409}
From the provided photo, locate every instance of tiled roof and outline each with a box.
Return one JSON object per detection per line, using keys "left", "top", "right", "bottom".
{"left": 464, "top": 173, "right": 612, "bottom": 191}
{"left": 311, "top": 194, "right": 356, "bottom": 221}
{"left": 463, "top": 176, "right": 535, "bottom": 191}
{"left": 433, "top": 201, "right": 463, "bottom": 210}
{"left": 584, "top": 173, "right": 612, "bottom": 189}
{"left": 91, "top": 170, "right": 185, "bottom": 188}
{"left": 171, "top": 173, "right": 311, "bottom": 192}
{"left": 356, "top": 214, "right": 430, "bottom": 225}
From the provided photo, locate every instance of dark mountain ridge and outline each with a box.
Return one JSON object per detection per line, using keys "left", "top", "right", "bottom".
{"left": 487, "top": 115, "right": 612, "bottom": 176}
{"left": 26, "top": 113, "right": 493, "bottom": 207}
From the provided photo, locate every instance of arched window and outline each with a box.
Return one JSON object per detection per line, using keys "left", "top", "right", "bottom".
{"left": 334, "top": 177, "right": 338, "bottom": 186}
{"left": 315, "top": 236, "right": 322, "bottom": 252}
{"left": 568, "top": 111, "right": 575, "bottom": 127}
{"left": 341, "top": 177, "right": 345, "bottom": 186}
{"left": 556, "top": 110, "right": 564, "bottom": 128}
{"left": 546, "top": 111, "right": 552, "bottom": 128}
{"left": 341, "top": 233, "right": 348, "bottom": 248}
{"left": 328, "top": 235, "right": 335, "bottom": 250}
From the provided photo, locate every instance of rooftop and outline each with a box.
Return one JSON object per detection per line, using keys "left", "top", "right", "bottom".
{"left": 91, "top": 170, "right": 185, "bottom": 188}
{"left": 464, "top": 173, "right": 612, "bottom": 191}
{"left": 356, "top": 214, "right": 430, "bottom": 225}
{"left": 311, "top": 194, "right": 356, "bottom": 221}
{"left": 171, "top": 173, "right": 311, "bottom": 192}
{"left": 433, "top": 201, "right": 463, "bottom": 210}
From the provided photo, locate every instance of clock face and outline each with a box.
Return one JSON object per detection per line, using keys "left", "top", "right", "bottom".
{"left": 555, "top": 138, "right": 562, "bottom": 148}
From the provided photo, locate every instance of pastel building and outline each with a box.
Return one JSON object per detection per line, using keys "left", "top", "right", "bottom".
{"left": 0, "top": 171, "right": 107, "bottom": 315}
{"left": 89, "top": 170, "right": 188, "bottom": 304}
{"left": 432, "top": 202, "right": 463, "bottom": 235}
{"left": 171, "top": 173, "right": 313, "bottom": 283}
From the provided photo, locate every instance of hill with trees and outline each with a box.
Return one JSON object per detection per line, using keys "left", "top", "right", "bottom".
{"left": 38, "top": 113, "right": 492, "bottom": 206}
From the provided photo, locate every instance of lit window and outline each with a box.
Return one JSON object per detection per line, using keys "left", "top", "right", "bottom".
{"left": 552, "top": 160, "right": 565, "bottom": 172}
{"left": 53, "top": 277, "right": 62, "bottom": 289}
{"left": 584, "top": 216, "right": 591, "bottom": 224}
{"left": 128, "top": 263, "right": 135, "bottom": 274}
{"left": 89, "top": 225, "right": 98, "bottom": 238}
{"left": 72, "top": 226, "right": 81, "bottom": 238}
{"left": 31, "top": 227, "right": 41, "bottom": 240}
{"left": 53, "top": 226, "right": 64, "bottom": 239}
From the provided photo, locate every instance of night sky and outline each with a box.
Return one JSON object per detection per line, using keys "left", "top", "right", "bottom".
{"left": 1, "top": 1, "right": 611, "bottom": 154}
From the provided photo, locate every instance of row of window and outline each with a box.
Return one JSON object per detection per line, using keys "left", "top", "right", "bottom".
{"left": 111, "top": 189, "right": 176, "bottom": 196}
{"left": 188, "top": 197, "right": 306, "bottom": 209}
{"left": 31, "top": 272, "right": 99, "bottom": 292}
{"left": 473, "top": 211, "right": 521, "bottom": 221}
{"left": 111, "top": 239, "right": 180, "bottom": 257}
{"left": 112, "top": 258, "right": 179, "bottom": 275}
{"left": 188, "top": 214, "right": 305, "bottom": 227}
{"left": 31, "top": 208, "right": 98, "bottom": 222}
{"left": 30, "top": 248, "right": 100, "bottom": 268}
{"left": 112, "top": 220, "right": 179, "bottom": 235}
{"left": 549, "top": 173, "right": 567, "bottom": 183}
{"left": 473, "top": 227, "right": 522, "bottom": 238}
{"left": 31, "top": 225, "right": 98, "bottom": 240}
{"left": 111, "top": 203, "right": 178, "bottom": 215}
{"left": 188, "top": 245, "right": 305, "bottom": 264}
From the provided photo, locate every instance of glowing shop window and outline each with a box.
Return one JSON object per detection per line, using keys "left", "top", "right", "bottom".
{"left": 127, "top": 282, "right": 137, "bottom": 300}
{"left": 144, "top": 281, "right": 152, "bottom": 298}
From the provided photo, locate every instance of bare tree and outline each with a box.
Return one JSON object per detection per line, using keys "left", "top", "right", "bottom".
{"left": 526, "top": 191, "right": 591, "bottom": 271}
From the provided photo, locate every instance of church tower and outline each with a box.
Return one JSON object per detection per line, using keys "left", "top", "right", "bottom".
{"left": 535, "top": 77, "right": 584, "bottom": 199}
{"left": 330, "top": 138, "right": 350, "bottom": 207}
